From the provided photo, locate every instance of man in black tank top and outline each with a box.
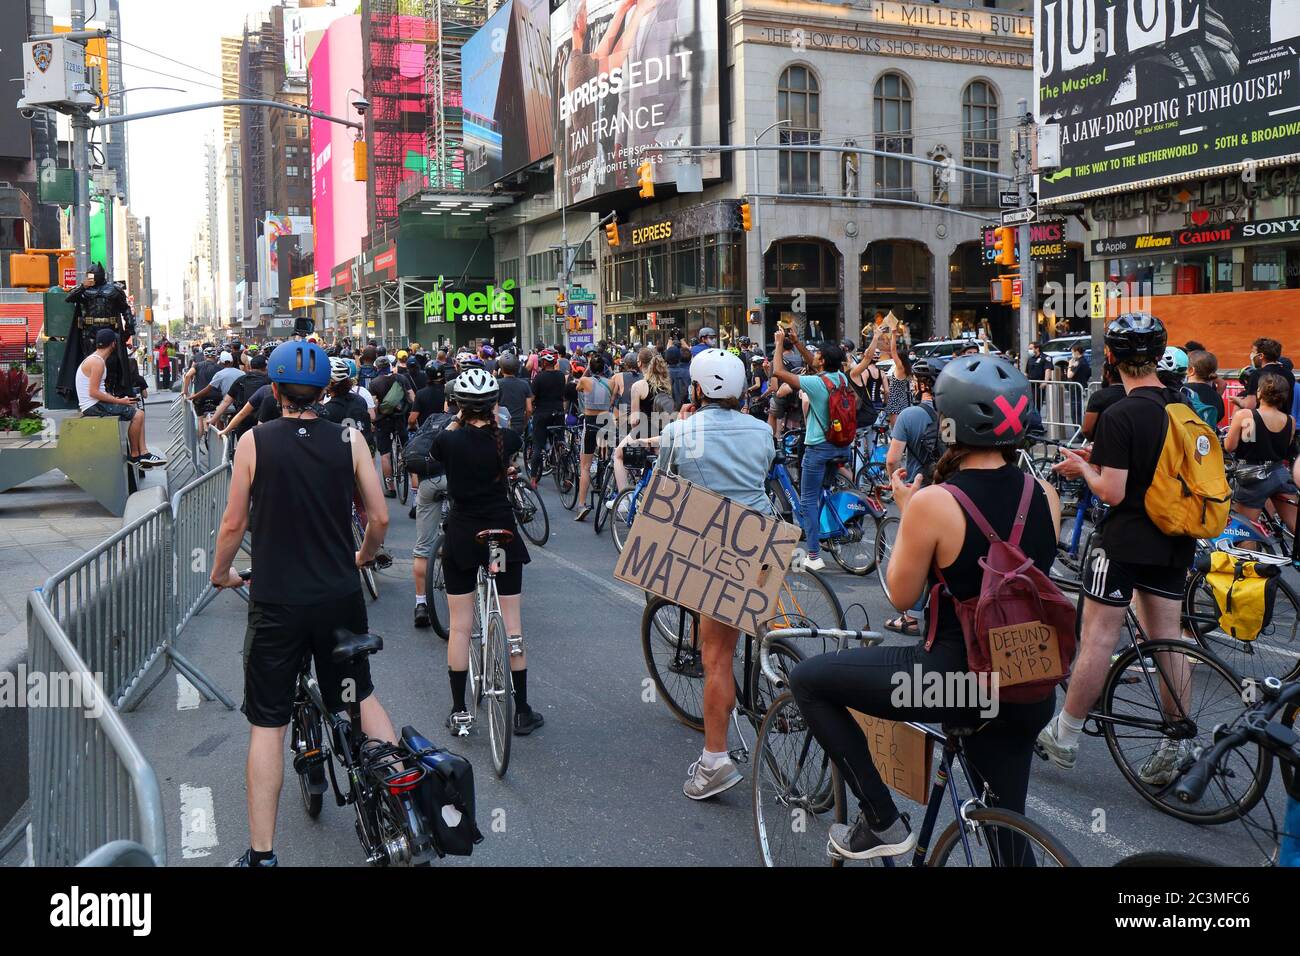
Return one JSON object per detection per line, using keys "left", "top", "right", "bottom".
{"left": 209, "top": 341, "right": 398, "bottom": 868}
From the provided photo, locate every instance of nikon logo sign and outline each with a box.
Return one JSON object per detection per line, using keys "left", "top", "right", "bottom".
{"left": 423, "top": 277, "right": 517, "bottom": 324}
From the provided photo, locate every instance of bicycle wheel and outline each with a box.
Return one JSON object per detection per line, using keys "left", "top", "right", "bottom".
{"left": 291, "top": 701, "right": 325, "bottom": 819}
{"left": 641, "top": 597, "right": 705, "bottom": 731}
{"left": 484, "top": 610, "right": 514, "bottom": 778}
{"left": 513, "top": 480, "right": 550, "bottom": 547}
{"left": 1098, "top": 638, "right": 1272, "bottom": 824}
{"left": 1185, "top": 571, "right": 1300, "bottom": 683}
{"left": 753, "top": 692, "right": 846, "bottom": 868}
{"left": 765, "top": 568, "right": 845, "bottom": 632}
{"left": 394, "top": 435, "right": 410, "bottom": 505}
{"left": 610, "top": 487, "right": 637, "bottom": 554}
{"left": 557, "top": 454, "right": 579, "bottom": 511}
{"left": 874, "top": 515, "right": 901, "bottom": 605}
{"left": 825, "top": 492, "right": 881, "bottom": 576}
{"left": 593, "top": 466, "right": 613, "bottom": 535}
{"left": 746, "top": 636, "right": 805, "bottom": 729}
{"left": 928, "top": 807, "right": 1080, "bottom": 867}
{"left": 353, "top": 515, "right": 379, "bottom": 601}
{"left": 425, "top": 534, "right": 449, "bottom": 641}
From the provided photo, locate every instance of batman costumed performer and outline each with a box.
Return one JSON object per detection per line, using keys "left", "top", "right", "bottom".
{"left": 58, "top": 262, "right": 135, "bottom": 401}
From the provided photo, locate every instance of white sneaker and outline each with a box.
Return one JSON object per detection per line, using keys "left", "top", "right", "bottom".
{"left": 802, "top": 555, "right": 826, "bottom": 571}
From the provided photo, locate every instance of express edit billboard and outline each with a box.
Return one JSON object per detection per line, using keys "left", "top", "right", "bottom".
{"left": 1036, "top": 0, "right": 1300, "bottom": 203}
{"left": 551, "top": 0, "right": 722, "bottom": 206}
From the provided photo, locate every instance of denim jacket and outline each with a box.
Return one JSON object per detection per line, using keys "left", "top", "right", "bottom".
{"left": 656, "top": 404, "right": 775, "bottom": 513}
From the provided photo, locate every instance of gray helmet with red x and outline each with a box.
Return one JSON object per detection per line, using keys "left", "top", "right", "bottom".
{"left": 934, "top": 354, "right": 1032, "bottom": 448}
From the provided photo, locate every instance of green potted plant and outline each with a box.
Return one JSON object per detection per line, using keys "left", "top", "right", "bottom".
{"left": 0, "top": 365, "right": 46, "bottom": 438}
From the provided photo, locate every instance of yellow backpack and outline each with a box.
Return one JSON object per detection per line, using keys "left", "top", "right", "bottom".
{"left": 1194, "top": 550, "right": 1281, "bottom": 641}
{"left": 1140, "top": 395, "right": 1231, "bottom": 539}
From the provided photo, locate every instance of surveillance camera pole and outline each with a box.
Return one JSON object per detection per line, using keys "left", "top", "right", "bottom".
{"left": 71, "top": 0, "right": 91, "bottom": 273}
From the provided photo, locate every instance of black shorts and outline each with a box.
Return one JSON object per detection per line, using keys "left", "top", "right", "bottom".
{"left": 1082, "top": 551, "right": 1187, "bottom": 607}
{"left": 242, "top": 591, "right": 374, "bottom": 727}
{"left": 443, "top": 559, "right": 523, "bottom": 597}
{"left": 375, "top": 415, "right": 402, "bottom": 454}
{"left": 582, "top": 417, "right": 606, "bottom": 455}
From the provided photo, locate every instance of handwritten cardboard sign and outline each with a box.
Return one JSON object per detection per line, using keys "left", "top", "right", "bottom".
{"left": 988, "top": 621, "right": 1064, "bottom": 688}
{"left": 849, "top": 711, "right": 933, "bottom": 806}
{"left": 613, "top": 472, "right": 801, "bottom": 635}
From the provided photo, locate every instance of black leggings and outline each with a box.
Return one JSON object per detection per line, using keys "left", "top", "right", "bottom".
{"left": 529, "top": 409, "right": 565, "bottom": 478}
{"left": 788, "top": 639, "right": 1053, "bottom": 829}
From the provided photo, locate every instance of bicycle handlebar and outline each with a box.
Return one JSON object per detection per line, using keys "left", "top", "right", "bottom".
{"left": 759, "top": 627, "right": 882, "bottom": 689}
{"left": 1173, "top": 678, "right": 1300, "bottom": 804}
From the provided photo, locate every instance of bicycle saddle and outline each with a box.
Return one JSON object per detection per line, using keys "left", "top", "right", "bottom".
{"left": 477, "top": 528, "right": 514, "bottom": 544}
{"left": 331, "top": 629, "right": 383, "bottom": 664}
{"left": 941, "top": 723, "right": 980, "bottom": 739}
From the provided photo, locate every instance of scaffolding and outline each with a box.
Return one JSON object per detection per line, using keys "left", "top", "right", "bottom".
{"left": 425, "top": 0, "right": 488, "bottom": 191}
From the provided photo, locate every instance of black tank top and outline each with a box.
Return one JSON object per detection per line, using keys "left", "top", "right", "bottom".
{"left": 930, "top": 464, "right": 1056, "bottom": 646}
{"left": 1240, "top": 410, "right": 1294, "bottom": 464}
{"left": 250, "top": 416, "right": 360, "bottom": 604}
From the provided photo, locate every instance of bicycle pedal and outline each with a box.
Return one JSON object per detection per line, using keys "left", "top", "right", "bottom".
{"left": 729, "top": 748, "right": 749, "bottom": 765}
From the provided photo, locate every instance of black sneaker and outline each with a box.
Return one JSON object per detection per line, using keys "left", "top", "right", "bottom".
{"left": 231, "top": 848, "right": 278, "bottom": 867}
{"left": 414, "top": 603, "right": 431, "bottom": 628}
{"left": 137, "top": 452, "right": 167, "bottom": 468}
{"left": 383, "top": 479, "right": 396, "bottom": 498}
{"left": 374, "top": 549, "right": 393, "bottom": 570}
{"left": 408, "top": 505, "right": 417, "bottom": 520}
{"left": 514, "top": 706, "right": 545, "bottom": 736}
{"left": 828, "top": 813, "right": 915, "bottom": 861}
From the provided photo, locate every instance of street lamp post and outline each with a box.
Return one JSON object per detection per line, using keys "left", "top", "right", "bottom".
{"left": 752, "top": 119, "right": 790, "bottom": 345}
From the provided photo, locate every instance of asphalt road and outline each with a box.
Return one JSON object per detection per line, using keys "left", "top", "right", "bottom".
{"left": 117, "top": 473, "right": 1288, "bottom": 868}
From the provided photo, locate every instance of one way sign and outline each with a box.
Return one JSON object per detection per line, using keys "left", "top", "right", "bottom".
{"left": 1000, "top": 190, "right": 1036, "bottom": 208}
{"left": 1001, "top": 207, "right": 1037, "bottom": 227}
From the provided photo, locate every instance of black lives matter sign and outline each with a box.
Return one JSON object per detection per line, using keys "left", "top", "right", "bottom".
{"left": 613, "top": 472, "right": 801, "bottom": 634}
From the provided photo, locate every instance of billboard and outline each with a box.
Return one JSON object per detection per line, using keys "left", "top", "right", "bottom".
{"left": 551, "top": 0, "right": 721, "bottom": 206}
{"left": 1036, "top": 0, "right": 1300, "bottom": 203}
{"left": 464, "top": 0, "right": 555, "bottom": 189}
{"left": 285, "top": 5, "right": 352, "bottom": 77}
{"left": 309, "top": 16, "right": 368, "bottom": 292}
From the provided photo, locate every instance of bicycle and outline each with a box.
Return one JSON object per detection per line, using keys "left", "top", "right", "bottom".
{"left": 766, "top": 444, "right": 881, "bottom": 575}
{"left": 549, "top": 424, "right": 582, "bottom": 511}
{"left": 424, "top": 498, "right": 453, "bottom": 639}
{"left": 754, "top": 626, "right": 1080, "bottom": 867}
{"left": 641, "top": 567, "right": 845, "bottom": 731}
{"left": 351, "top": 506, "right": 380, "bottom": 602}
{"left": 589, "top": 443, "right": 616, "bottom": 535}
{"left": 287, "top": 626, "right": 441, "bottom": 866}
{"left": 448, "top": 528, "right": 518, "bottom": 778}
{"left": 608, "top": 445, "right": 657, "bottom": 554}
{"left": 509, "top": 470, "right": 550, "bottom": 547}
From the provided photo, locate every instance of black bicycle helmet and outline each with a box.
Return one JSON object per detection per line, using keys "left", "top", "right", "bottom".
{"left": 1104, "top": 313, "right": 1167, "bottom": 363}
{"left": 911, "top": 356, "right": 948, "bottom": 382}
{"left": 934, "top": 354, "right": 1033, "bottom": 448}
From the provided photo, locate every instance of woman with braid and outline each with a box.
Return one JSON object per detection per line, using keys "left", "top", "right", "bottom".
{"left": 426, "top": 368, "right": 544, "bottom": 737}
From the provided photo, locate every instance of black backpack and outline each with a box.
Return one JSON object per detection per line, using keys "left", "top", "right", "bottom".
{"left": 913, "top": 403, "right": 947, "bottom": 483}
{"left": 403, "top": 412, "right": 454, "bottom": 478}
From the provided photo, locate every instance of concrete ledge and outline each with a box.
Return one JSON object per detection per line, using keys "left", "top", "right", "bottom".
{"left": 122, "top": 485, "right": 167, "bottom": 527}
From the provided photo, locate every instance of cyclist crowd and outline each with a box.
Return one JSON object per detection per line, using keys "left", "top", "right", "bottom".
{"left": 174, "top": 312, "right": 1299, "bottom": 866}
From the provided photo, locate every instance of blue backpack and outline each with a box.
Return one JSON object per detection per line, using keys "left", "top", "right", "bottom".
{"left": 1181, "top": 385, "right": 1220, "bottom": 429}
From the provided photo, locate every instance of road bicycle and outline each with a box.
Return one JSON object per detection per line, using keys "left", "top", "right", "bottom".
{"left": 766, "top": 445, "right": 880, "bottom": 575}
{"left": 640, "top": 567, "right": 845, "bottom": 731}
{"left": 448, "top": 528, "right": 518, "bottom": 778}
{"left": 753, "top": 626, "right": 1080, "bottom": 867}
{"left": 589, "top": 443, "right": 616, "bottom": 535}
{"left": 509, "top": 471, "right": 549, "bottom": 547}
{"left": 608, "top": 445, "right": 657, "bottom": 554}
{"left": 287, "top": 625, "right": 440, "bottom": 866}
{"left": 549, "top": 424, "right": 583, "bottom": 511}
{"left": 390, "top": 424, "right": 410, "bottom": 506}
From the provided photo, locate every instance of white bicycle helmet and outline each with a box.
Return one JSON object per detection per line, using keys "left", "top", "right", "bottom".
{"left": 689, "top": 348, "right": 746, "bottom": 401}
{"left": 455, "top": 366, "right": 499, "bottom": 408}
{"left": 1157, "top": 346, "right": 1189, "bottom": 375}
{"left": 329, "top": 356, "right": 351, "bottom": 383}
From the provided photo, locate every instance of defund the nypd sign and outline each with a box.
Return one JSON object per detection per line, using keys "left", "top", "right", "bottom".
{"left": 423, "top": 277, "right": 518, "bottom": 328}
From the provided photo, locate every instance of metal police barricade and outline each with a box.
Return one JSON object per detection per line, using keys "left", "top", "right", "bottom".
{"left": 25, "top": 593, "right": 167, "bottom": 866}
{"left": 1028, "top": 378, "right": 1088, "bottom": 445}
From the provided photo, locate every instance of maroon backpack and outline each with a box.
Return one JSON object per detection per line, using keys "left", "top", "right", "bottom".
{"left": 817, "top": 373, "right": 857, "bottom": 447}
{"left": 924, "top": 473, "right": 1076, "bottom": 704}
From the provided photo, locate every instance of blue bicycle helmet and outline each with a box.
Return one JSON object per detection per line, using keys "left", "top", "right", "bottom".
{"left": 268, "top": 341, "right": 330, "bottom": 388}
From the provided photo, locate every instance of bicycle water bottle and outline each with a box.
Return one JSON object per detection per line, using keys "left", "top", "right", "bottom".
{"left": 1281, "top": 794, "right": 1300, "bottom": 867}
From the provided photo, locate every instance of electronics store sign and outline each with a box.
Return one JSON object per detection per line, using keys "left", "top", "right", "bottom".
{"left": 423, "top": 277, "right": 518, "bottom": 329}
{"left": 1091, "top": 213, "right": 1300, "bottom": 256}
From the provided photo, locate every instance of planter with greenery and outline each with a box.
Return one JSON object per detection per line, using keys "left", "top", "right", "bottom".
{"left": 0, "top": 366, "right": 46, "bottom": 438}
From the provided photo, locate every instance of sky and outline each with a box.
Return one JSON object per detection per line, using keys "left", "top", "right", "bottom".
{"left": 48, "top": 0, "right": 275, "bottom": 320}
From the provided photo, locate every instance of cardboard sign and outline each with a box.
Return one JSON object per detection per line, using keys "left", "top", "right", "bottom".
{"left": 613, "top": 472, "right": 801, "bottom": 635}
{"left": 988, "top": 621, "right": 1064, "bottom": 688}
{"left": 850, "top": 712, "right": 933, "bottom": 806}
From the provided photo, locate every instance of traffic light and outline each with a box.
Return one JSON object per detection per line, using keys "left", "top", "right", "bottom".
{"left": 637, "top": 161, "right": 654, "bottom": 199}
{"left": 740, "top": 202, "right": 752, "bottom": 231}
{"left": 994, "top": 226, "right": 1017, "bottom": 266}
{"left": 990, "top": 276, "right": 1014, "bottom": 303}
{"left": 604, "top": 221, "right": 619, "bottom": 246}
{"left": 353, "top": 139, "right": 369, "bottom": 182}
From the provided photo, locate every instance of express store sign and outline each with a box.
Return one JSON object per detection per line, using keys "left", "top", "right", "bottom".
{"left": 1091, "top": 214, "right": 1300, "bottom": 257}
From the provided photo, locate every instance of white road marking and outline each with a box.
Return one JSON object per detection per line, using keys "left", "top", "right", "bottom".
{"left": 531, "top": 546, "right": 642, "bottom": 608}
{"left": 176, "top": 673, "right": 201, "bottom": 711}
{"left": 1025, "top": 794, "right": 1138, "bottom": 858}
{"left": 179, "top": 784, "right": 219, "bottom": 860}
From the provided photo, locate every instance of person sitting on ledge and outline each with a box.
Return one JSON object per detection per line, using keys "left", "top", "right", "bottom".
{"left": 76, "top": 327, "right": 166, "bottom": 468}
